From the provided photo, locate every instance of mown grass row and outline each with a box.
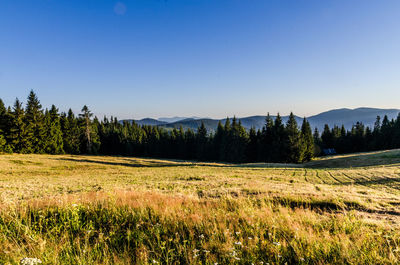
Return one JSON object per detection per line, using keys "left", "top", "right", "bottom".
{"left": 1, "top": 192, "right": 399, "bottom": 264}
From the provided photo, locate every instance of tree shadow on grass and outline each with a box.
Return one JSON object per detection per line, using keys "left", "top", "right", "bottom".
{"left": 54, "top": 156, "right": 301, "bottom": 169}
{"left": 304, "top": 149, "right": 400, "bottom": 169}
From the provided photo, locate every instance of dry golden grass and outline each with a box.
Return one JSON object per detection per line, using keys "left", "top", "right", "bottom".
{"left": 1, "top": 150, "right": 400, "bottom": 264}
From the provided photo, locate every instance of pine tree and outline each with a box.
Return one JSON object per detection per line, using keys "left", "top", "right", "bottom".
{"left": 213, "top": 121, "right": 224, "bottom": 161}
{"left": 321, "top": 124, "right": 333, "bottom": 149}
{"left": 260, "top": 113, "right": 274, "bottom": 162}
{"left": 313, "top": 127, "right": 322, "bottom": 156}
{"left": 79, "top": 105, "right": 94, "bottom": 154}
{"left": 196, "top": 122, "right": 208, "bottom": 160}
{"left": 9, "top": 99, "right": 31, "bottom": 153}
{"left": 25, "top": 90, "right": 45, "bottom": 153}
{"left": 219, "top": 118, "right": 231, "bottom": 161}
{"left": 271, "top": 114, "right": 286, "bottom": 162}
{"left": 0, "top": 99, "right": 7, "bottom": 133}
{"left": 285, "top": 112, "right": 304, "bottom": 163}
{"left": 300, "top": 118, "right": 314, "bottom": 162}
{"left": 0, "top": 99, "right": 9, "bottom": 152}
{"left": 44, "top": 105, "right": 64, "bottom": 154}
{"left": 247, "top": 127, "right": 258, "bottom": 162}
{"left": 61, "top": 109, "right": 81, "bottom": 154}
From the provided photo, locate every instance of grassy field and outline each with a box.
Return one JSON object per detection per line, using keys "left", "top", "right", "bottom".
{"left": 1, "top": 150, "right": 400, "bottom": 264}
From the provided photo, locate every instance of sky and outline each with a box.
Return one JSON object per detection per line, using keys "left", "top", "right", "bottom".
{"left": 0, "top": 0, "right": 400, "bottom": 119}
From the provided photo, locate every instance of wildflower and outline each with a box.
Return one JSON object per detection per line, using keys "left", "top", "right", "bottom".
{"left": 203, "top": 250, "right": 210, "bottom": 253}
{"left": 234, "top": 257, "right": 240, "bottom": 261}
{"left": 273, "top": 242, "right": 281, "bottom": 246}
{"left": 235, "top": 231, "right": 240, "bottom": 235}
{"left": 300, "top": 258, "right": 305, "bottom": 261}
{"left": 199, "top": 234, "right": 205, "bottom": 239}
{"left": 214, "top": 263, "right": 218, "bottom": 265}
{"left": 71, "top": 203, "right": 78, "bottom": 207}
{"left": 152, "top": 260, "right": 158, "bottom": 264}
{"left": 248, "top": 237, "right": 253, "bottom": 240}
{"left": 234, "top": 241, "right": 242, "bottom": 246}
{"left": 20, "top": 258, "right": 42, "bottom": 265}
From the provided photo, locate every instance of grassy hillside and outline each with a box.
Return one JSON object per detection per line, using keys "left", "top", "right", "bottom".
{"left": 1, "top": 150, "right": 400, "bottom": 264}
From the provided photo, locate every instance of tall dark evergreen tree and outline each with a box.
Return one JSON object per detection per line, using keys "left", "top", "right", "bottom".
{"left": 196, "top": 122, "right": 208, "bottom": 160}
{"left": 300, "top": 118, "right": 314, "bottom": 162}
{"left": 9, "top": 99, "right": 31, "bottom": 153}
{"left": 79, "top": 105, "right": 97, "bottom": 154}
{"left": 285, "top": 112, "right": 304, "bottom": 163}
{"left": 270, "top": 114, "right": 286, "bottom": 162}
{"left": 25, "top": 90, "right": 45, "bottom": 153}
{"left": 259, "top": 113, "right": 273, "bottom": 161}
{"left": 44, "top": 105, "right": 64, "bottom": 154}
{"left": 0, "top": 99, "right": 8, "bottom": 152}
{"left": 61, "top": 109, "right": 81, "bottom": 154}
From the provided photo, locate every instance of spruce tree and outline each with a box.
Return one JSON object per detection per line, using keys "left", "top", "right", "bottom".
{"left": 271, "top": 114, "right": 286, "bottom": 162}
{"left": 79, "top": 105, "right": 94, "bottom": 154}
{"left": 9, "top": 99, "right": 31, "bottom": 153}
{"left": 61, "top": 109, "right": 81, "bottom": 154}
{"left": 260, "top": 113, "right": 274, "bottom": 162}
{"left": 313, "top": 128, "right": 322, "bottom": 156}
{"left": 285, "top": 112, "right": 304, "bottom": 163}
{"left": 300, "top": 118, "right": 314, "bottom": 162}
{"left": 44, "top": 105, "right": 64, "bottom": 154}
{"left": 247, "top": 127, "right": 258, "bottom": 162}
{"left": 196, "top": 122, "right": 208, "bottom": 160}
{"left": 0, "top": 99, "right": 9, "bottom": 152}
{"left": 213, "top": 121, "right": 225, "bottom": 161}
{"left": 25, "top": 90, "right": 45, "bottom": 153}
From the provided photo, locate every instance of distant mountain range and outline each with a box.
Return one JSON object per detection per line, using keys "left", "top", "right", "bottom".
{"left": 123, "top": 108, "right": 400, "bottom": 132}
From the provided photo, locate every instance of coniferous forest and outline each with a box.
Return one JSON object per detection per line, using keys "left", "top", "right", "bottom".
{"left": 1, "top": 91, "right": 400, "bottom": 163}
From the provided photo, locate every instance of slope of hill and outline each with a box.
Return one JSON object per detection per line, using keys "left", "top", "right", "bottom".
{"left": 307, "top": 107, "right": 400, "bottom": 131}
{"left": 125, "top": 118, "right": 167, "bottom": 126}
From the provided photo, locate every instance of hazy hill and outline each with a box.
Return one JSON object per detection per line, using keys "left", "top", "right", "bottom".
{"left": 307, "top": 107, "right": 400, "bottom": 131}
{"left": 123, "top": 107, "right": 400, "bottom": 131}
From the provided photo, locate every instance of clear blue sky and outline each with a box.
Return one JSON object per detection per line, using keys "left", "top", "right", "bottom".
{"left": 1, "top": 0, "right": 399, "bottom": 119}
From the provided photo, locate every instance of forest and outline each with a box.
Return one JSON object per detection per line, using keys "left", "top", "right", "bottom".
{"left": 0, "top": 90, "right": 399, "bottom": 163}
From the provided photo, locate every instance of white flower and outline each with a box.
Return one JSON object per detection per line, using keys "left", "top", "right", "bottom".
{"left": 235, "top": 231, "right": 241, "bottom": 235}
{"left": 234, "top": 241, "right": 242, "bottom": 246}
{"left": 273, "top": 242, "right": 281, "bottom": 246}
{"left": 248, "top": 237, "right": 253, "bottom": 240}
{"left": 199, "top": 234, "right": 205, "bottom": 239}
{"left": 20, "top": 258, "right": 42, "bottom": 265}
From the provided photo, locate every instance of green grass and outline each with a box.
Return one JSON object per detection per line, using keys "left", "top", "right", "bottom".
{"left": 1, "top": 150, "right": 400, "bottom": 264}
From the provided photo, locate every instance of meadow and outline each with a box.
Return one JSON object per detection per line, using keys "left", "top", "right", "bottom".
{"left": 1, "top": 150, "right": 400, "bottom": 264}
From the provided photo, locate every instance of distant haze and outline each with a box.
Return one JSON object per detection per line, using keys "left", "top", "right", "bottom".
{"left": 125, "top": 107, "right": 400, "bottom": 132}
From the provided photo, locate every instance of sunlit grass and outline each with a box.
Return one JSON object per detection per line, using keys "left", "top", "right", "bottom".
{"left": 1, "top": 150, "right": 400, "bottom": 264}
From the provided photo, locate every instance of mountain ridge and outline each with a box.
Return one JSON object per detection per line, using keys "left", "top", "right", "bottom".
{"left": 122, "top": 107, "right": 400, "bottom": 131}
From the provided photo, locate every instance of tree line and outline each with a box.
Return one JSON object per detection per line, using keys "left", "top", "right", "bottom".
{"left": 314, "top": 114, "right": 400, "bottom": 155}
{"left": 1, "top": 91, "right": 399, "bottom": 163}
